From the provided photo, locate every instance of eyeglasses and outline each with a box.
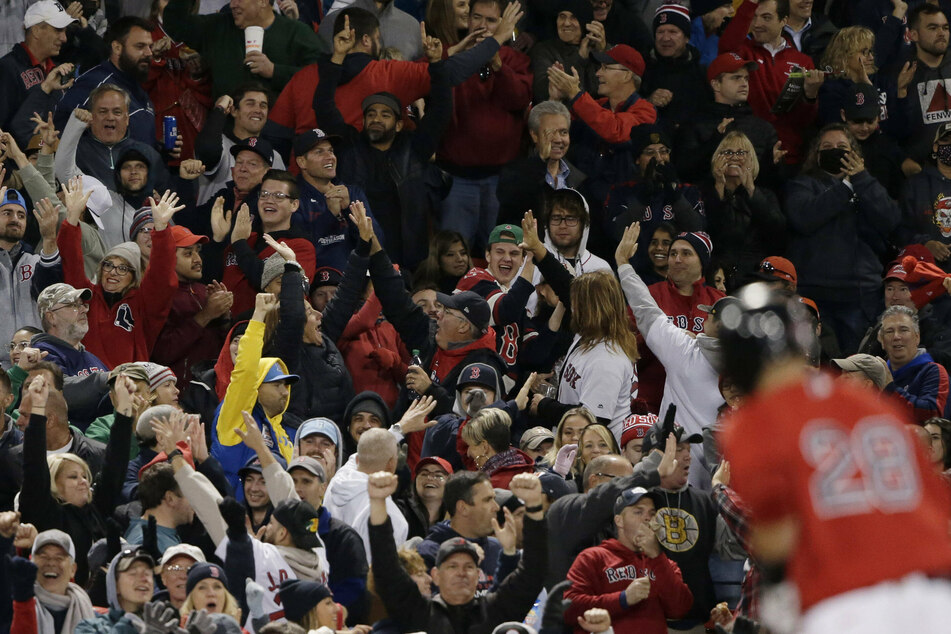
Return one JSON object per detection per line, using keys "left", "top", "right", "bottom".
{"left": 102, "top": 261, "right": 135, "bottom": 275}
{"left": 8, "top": 341, "right": 30, "bottom": 351}
{"left": 549, "top": 215, "right": 580, "bottom": 227}
{"left": 718, "top": 149, "right": 749, "bottom": 158}
{"left": 259, "top": 190, "right": 294, "bottom": 201}
{"left": 137, "top": 226, "right": 154, "bottom": 234}
{"left": 50, "top": 301, "right": 87, "bottom": 313}
{"left": 593, "top": 472, "right": 620, "bottom": 479}
{"left": 418, "top": 471, "right": 447, "bottom": 481}
{"left": 641, "top": 147, "right": 670, "bottom": 158}
{"left": 600, "top": 64, "right": 629, "bottom": 72}
{"left": 163, "top": 564, "right": 189, "bottom": 574}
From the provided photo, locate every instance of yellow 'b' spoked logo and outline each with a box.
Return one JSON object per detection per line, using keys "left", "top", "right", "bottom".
{"left": 654, "top": 507, "right": 700, "bottom": 552}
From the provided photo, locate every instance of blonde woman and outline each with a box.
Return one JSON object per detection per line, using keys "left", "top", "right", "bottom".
{"left": 179, "top": 563, "right": 243, "bottom": 623}
{"left": 462, "top": 407, "right": 536, "bottom": 488}
{"left": 19, "top": 371, "right": 137, "bottom": 586}
{"left": 817, "top": 26, "right": 903, "bottom": 128}
{"left": 705, "top": 131, "right": 784, "bottom": 286}
{"left": 574, "top": 423, "right": 620, "bottom": 477}
{"left": 542, "top": 406, "right": 596, "bottom": 479}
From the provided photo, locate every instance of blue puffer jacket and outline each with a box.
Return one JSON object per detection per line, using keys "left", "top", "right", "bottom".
{"left": 886, "top": 348, "right": 951, "bottom": 423}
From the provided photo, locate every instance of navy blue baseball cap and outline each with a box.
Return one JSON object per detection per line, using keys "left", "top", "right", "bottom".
{"left": 436, "top": 291, "right": 490, "bottom": 335}
{"left": 614, "top": 487, "right": 662, "bottom": 514}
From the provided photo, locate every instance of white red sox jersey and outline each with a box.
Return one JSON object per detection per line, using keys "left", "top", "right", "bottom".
{"left": 215, "top": 537, "right": 330, "bottom": 623}
{"left": 558, "top": 335, "right": 638, "bottom": 440}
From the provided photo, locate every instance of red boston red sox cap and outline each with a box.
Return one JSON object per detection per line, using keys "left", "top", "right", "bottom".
{"left": 591, "top": 45, "right": 645, "bottom": 77}
{"left": 707, "top": 52, "right": 759, "bottom": 82}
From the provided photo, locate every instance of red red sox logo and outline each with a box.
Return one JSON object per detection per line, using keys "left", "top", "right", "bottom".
{"left": 17, "top": 263, "right": 33, "bottom": 282}
{"left": 659, "top": 13, "right": 667, "bottom": 23}
{"left": 469, "top": 366, "right": 481, "bottom": 379}
{"left": 856, "top": 92, "right": 865, "bottom": 106}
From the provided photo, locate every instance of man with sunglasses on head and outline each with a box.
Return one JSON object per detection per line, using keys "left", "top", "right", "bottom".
{"left": 0, "top": 188, "right": 61, "bottom": 369}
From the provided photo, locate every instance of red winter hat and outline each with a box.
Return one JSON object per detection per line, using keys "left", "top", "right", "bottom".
{"left": 897, "top": 255, "right": 951, "bottom": 309}
{"left": 621, "top": 413, "right": 657, "bottom": 448}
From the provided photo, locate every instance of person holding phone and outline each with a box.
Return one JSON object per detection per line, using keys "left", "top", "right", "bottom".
{"left": 784, "top": 122, "right": 900, "bottom": 355}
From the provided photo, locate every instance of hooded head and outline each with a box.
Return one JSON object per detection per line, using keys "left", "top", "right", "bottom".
{"left": 340, "top": 391, "right": 391, "bottom": 460}
{"left": 452, "top": 362, "right": 504, "bottom": 418}
{"left": 214, "top": 321, "right": 249, "bottom": 401}
{"left": 114, "top": 147, "right": 155, "bottom": 206}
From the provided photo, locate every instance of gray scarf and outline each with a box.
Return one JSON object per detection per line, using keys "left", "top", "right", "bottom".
{"left": 34, "top": 582, "right": 96, "bottom": 634}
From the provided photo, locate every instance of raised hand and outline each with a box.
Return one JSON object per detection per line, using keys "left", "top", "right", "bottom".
{"left": 712, "top": 460, "right": 731, "bottom": 487}
{"left": 29, "top": 112, "right": 59, "bottom": 153}
{"left": 152, "top": 410, "right": 188, "bottom": 456}
{"left": 348, "top": 200, "right": 375, "bottom": 242}
{"left": 61, "top": 176, "right": 92, "bottom": 226}
{"left": 252, "top": 292, "right": 279, "bottom": 321}
{"left": 73, "top": 108, "right": 92, "bottom": 124}
{"left": 552, "top": 443, "right": 577, "bottom": 477}
{"left": 546, "top": 64, "right": 581, "bottom": 99}
{"left": 215, "top": 95, "right": 234, "bottom": 115}
{"left": 16, "top": 347, "right": 48, "bottom": 371}
{"left": 332, "top": 14, "right": 357, "bottom": 63}
{"left": 179, "top": 159, "right": 205, "bottom": 180}
{"left": 448, "top": 28, "right": 486, "bottom": 56}
{"left": 149, "top": 190, "right": 185, "bottom": 230}
{"left": 235, "top": 410, "right": 268, "bottom": 456}
{"left": 277, "top": 0, "right": 299, "bottom": 19}
{"left": 491, "top": 506, "right": 517, "bottom": 554}
{"left": 633, "top": 521, "right": 661, "bottom": 557}
{"left": 263, "top": 233, "right": 297, "bottom": 262}
{"left": 772, "top": 140, "right": 787, "bottom": 165}
{"left": 421, "top": 22, "right": 443, "bottom": 64}
{"left": 396, "top": 395, "right": 438, "bottom": 434}
{"left": 210, "top": 197, "right": 232, "bottom": 243}
{"left": 113, "top": 375, "right": 138, "bottom": 416}
{"left": 509, "top": 472, "right": 543, "bottom": 510}
{"left": 33, "top": 198, "right": 60, "bottom": 251}
{"left": 514, "top": 372, "right": 538, "bottom": 410}
{"left": 230, "top": 203, "right": 252, "bottom": 243}
{"left": 519, "top": 210, "right": 546, "bottom": 259}
{"left": 657, "top": 433, "right": 679, "bottom": 487}
{"left": 614, "top": 221, "right": 640, "bottom": 268}
{"left": 493, "top": 0, "right": 523, "bottom": 45}
{"left": 367, "top": 471, "right": 398, "bottom": 499}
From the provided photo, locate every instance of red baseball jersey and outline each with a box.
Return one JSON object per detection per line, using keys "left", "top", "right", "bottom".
{"left": 721, "top": 371, "right": 951, "bottom": 611}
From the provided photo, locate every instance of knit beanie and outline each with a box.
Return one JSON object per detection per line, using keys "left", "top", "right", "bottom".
{"left": 278, "top": 579, "right": 333, "bottom": 623}
{"left": 670, "top": 231, "right": 713, "bottom": 271}
{"left": 261, "top": 253, "right": 303, "bottom": 290}
{"left": 186, "top": 562, "right": 229, "bottom": 596}
{"left": 102, "top": 242, "right": 143, "bottom": 283}
{"left": 653, "top": 4, "right": 691, "bottom": 35}
{"left": 129, "top": 207, "right": 153, "bottom": 241}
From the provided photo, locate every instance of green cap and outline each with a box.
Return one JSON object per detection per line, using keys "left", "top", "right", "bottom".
{"left": 487, "top": 224, "right": 523, "bottom": 246}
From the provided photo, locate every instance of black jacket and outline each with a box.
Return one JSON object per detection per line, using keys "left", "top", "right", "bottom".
{"left": 787, "top": 12, "right": 838, "bottom": 67}
{"left": 0, "top": 417, "right": 22, "bottom": 512}
{"left": 18, "top": 411, "right": 131, "bottom": 586}
{"left": 314, "top": 57, "right": 454, "bottom": 269}
{"left": 641, "top": 45, "right": 711, "bottom": 135}
{"left": 496, "top": 154, "right": 586, "bottom": 226}
{"left": 700, "top": 181, "right": 786, "bottom": 286}
{"left": 370, "top": 515, "right": 547, "bottom": 634}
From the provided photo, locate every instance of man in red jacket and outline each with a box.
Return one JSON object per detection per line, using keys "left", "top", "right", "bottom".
{"left": 152, "top": 226, "right": 233, "bottom": 390}
{"left": 565, "top": 486, "right": 692, "bottom": 634}
{"left": 438, "top": 0, "right": 532, "bottom": 255}
{"left": 717, "top": 0, "right": 824, "bottom": 164}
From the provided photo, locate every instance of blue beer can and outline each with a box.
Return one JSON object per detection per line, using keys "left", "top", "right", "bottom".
{"left": 163, "top": 116, "right": 178, "bottom": 150}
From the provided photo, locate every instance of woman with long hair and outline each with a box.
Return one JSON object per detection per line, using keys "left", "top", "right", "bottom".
{"left": 556, "top": 270, "right": 639, "bottom": 440}
{"left": 574, "top": 423, "right": 620, "bottom": 476}
{"left": 542, "top": 406, "right": 595, "bottom": 479}
{"left": 704, "top": 131, "right": 784, "bottom": 288}
{"left": 413, "top": 230, "right": 472, "bottom": 294}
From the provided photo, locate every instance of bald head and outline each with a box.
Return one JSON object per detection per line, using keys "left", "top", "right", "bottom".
{"left": 356, "top": 428, "right": 398, "bottom": 473}
{"left": 583, "top": 454, "right": 634, "bottom": 492}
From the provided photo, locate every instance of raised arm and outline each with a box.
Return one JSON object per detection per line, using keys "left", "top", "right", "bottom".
{"left": 91, "top": 375, "right": 136, "bottom": 518}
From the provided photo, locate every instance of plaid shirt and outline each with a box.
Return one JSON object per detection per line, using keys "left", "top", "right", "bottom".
{"left": 712, "top": 483, "right": 760, "bottom": 619}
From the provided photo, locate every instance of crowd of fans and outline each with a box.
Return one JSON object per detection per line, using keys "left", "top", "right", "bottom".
{"left": 1, "top": 0, "right": 951, "bottom": 632}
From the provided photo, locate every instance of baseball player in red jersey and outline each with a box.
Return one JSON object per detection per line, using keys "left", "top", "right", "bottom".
{"left": 718, "top": 283, "right": 951, "bottom": 634}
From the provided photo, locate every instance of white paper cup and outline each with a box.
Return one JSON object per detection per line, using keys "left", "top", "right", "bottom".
{"left": 244, "top": 26, "right": 264, "bottom": 55}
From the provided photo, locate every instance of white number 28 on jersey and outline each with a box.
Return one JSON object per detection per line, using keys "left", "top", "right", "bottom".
{"left": 799, "top": 416, "right": 923, "bottom": 519}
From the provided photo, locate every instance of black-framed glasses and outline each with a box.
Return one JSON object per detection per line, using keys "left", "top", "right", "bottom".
{"left": 102, "top": 261, "right": 134, "bottom": 275}
{"left": 549, "top": 215, "right": 580, "bottom": 227}
{"left": 718, "top": 149, "right": 749, "bottom": 158}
